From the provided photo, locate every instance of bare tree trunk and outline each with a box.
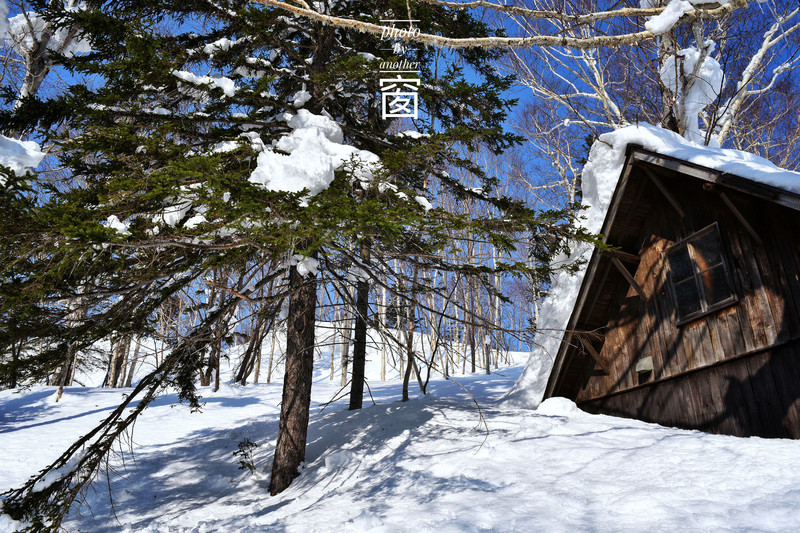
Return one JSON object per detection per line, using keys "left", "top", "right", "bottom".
{"left": 108, "top": 334, "right": 131, "bottom": 388}
{"left": 214, "top": 349, "right": 221, "bottom": 392}
{"left": 124, "top": 336, "right": 143, "bottom": 388}
{"left": 265, "top": 330, "right": 278, "bottom": 384}
{"left": 117, "top": 336, "right": 130, "bottom": 388}
{"left": 200, "top": 277, "right": 218, "bottom": 387}
{"left": 205, "top": 298, "right": 230, "bottom": 390}
{"left": 492, "top": 248, "right": 502, "bottom": 372}
{"left": 468, "top": 325, "right": 476, "bottom": 374}
{"left": 339, "top": 293, "right": 353, "bottom": 387}
{"left": 330, "top": 320, "right": 337, "bottom": 381}
{"left": 256, "top": 281, "right": 281, "bottom": 385}
{"left": 484, "top": 337, "right": 491, "bottom": 375}
{"left": 349, "top": 242, "right": 370, "bottom": 410}
{"left": 380, "top": 283, "right": 387, "bottom": 381}
{"left": 204, "top": 341, "right": 220, "bottom": 387}
{"left": 401, "top": 325, "right": 414, "bottom": 402}
{"left": 401, "top": 263, "right": 420, "bottom": 401}
{"left": 55, "top": 343, "right": 77, "bottom": 402}
{"left": 237, "top": 312, "right": 268, "bottom": 385}
{"left": 269, "top": 255, "right": 317, "bottom": 496}
{"left": 254, "top": 338, "right": 263, "bottom": 384}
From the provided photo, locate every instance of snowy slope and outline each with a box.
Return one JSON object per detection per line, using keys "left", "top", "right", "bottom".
{"left": 506, "top": 124, "right": 800, "bottom": 408}
{"left": 3, "top": 365, "right": 800, "bottom": 532}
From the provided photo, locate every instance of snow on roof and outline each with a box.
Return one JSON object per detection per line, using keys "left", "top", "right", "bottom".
{"left": 503, "top": 123, "right": 800, "bottom": 409}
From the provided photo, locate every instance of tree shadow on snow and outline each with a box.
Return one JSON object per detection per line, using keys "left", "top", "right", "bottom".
{"left": 66, "top": 416, "right": 281, "bottom": 532}
{"left": 0, "top": 388, "right": 131, "bottom": 432}
{"left": 251, "top": 398, "right": 507, "bottom": 530}
{"left": 64, "top": 378, "right": 516, "bottom": 531}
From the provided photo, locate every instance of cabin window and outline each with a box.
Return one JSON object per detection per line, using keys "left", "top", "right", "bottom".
{"left": 666, "top": 223, "right": 737, "bottom": 325}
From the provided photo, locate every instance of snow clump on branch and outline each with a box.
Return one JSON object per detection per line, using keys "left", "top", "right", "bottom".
{"left": 0, "top": 134, "right": 45, "bottom": 183}
{"left": 291, "top": 254, "right": 319, "bottom": 277}
{"left": 172, "top": 70, "right": 238, "bottom": 98}
{"left": 641, "top": 0, "right": 737, "bottom": 35}
{"left": 248, "top": 109, "right": 380, "bottom": 198}
{"left": 643, "top": 0, "right": 694, "bottom": 34}
{"left": 660, "top": 41, "right": 724, "bottom": 144}
{"left": 6, "top": 2, "right": 92, "bottom": 57}
{"left": 105, "top": 215, "right": 131, "bottom": 236}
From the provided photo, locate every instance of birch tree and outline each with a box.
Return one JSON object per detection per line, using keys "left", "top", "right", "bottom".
{"left": 506, "top": 0, "right": 800, "bottom": 211}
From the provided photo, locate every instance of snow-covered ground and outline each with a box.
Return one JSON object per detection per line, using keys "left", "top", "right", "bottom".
{"left": 3, "top": 357, "right": 800, "bottom": 532}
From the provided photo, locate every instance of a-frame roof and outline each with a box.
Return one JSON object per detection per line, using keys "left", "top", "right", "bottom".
{"left": 543, "top": 144, "right": 800, "bottom": 400}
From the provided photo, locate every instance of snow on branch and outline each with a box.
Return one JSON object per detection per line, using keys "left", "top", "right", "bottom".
{"left": 661, "top": 40, "right": 724, "bottom": 144}
{"left": 247, "top": 0, "right": 747, "bottom": 49}
{"left": 0, "top": 134, "right": 44, "bottom": 183}
{"left": 248, "top": 109, "right": 380, "bottom": 198}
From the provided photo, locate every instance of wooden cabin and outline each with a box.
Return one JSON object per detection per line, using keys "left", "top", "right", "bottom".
{"left": 544, "top": 145, "right": 800, "bottom": 438}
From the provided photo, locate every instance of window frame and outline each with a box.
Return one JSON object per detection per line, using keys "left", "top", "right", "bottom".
{"left": 664, "top": 223, "right": 738, "bottom": 326}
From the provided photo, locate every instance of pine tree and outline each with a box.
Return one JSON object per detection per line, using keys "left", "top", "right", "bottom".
{"left": 0, "top": 0, "right": 585, "bottom": 525}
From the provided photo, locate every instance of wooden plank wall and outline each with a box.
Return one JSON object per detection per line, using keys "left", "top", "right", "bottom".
{"left": 572, "top": 169, "right": 800, "bottom": 437}
{"left": 579, "top": 340, "right": 800, "bottom": 438}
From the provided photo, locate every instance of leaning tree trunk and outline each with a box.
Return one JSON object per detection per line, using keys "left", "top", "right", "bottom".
{"left": 269, "top": 255, "right": 317, "bottom": 496}
{"left": 55, "top": 343, "right": 77, "bottom": 403}
{"left": 124, "top": 336, "right": 143, "bottom": 388}
{"left": 349, "top": 242, "right": 370, "bottom": 410}
{"left": 237, "top": 308, "right": 270, "bottom": 385}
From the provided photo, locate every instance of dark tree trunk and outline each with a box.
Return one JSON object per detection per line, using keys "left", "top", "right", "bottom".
{"left": 236, "top": 314, "right": 267, "bottom": 385}
{"left": 214, "top": 348, "right": 221, "bottom": 392}
{"left": 203, "top": 341, "right": 220, "bottom": 387}
{"left": 469, "top": 325, "right": 476, "bottom": 373}
{"left": 349, "top": 244, "right": 370, "bottom": 410}
{"left": 10, "top": 341, "right": 20, "bottom": 388}
{"left": 401, "top": 327, "right": 414, "bottom": 402}
{"left": 469, "top": 282, "right": 477, "bottom": 373}
{"left": 401, "top": 263, "right": 420, "bottom": 402}
{"left": 205, "top": 303, "right": 230, "bottom": 389}
{"left": 401, "top": 290, "right": 418, "bottom": 402}
{"left": 269, "top": 255, "right": 317, "bottom": 495}
{"left": 55, "top": 343, "right": 76, "bottom": 402}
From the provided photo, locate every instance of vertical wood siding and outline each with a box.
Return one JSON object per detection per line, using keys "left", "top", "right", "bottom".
{"left": 571, "top": 168, "right": 800, "bottom": 438}
{"left": 580, "top": 340, "right": 800, "bottom": 438}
